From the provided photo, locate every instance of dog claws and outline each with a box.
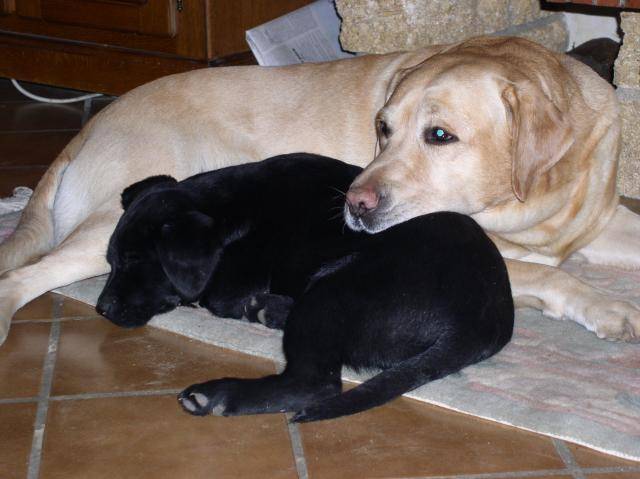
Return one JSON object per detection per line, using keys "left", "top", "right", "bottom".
{"left": 178, "top": 389, "right": 215, "bottom": 416}
{"left": 191, "top": 392, "right": 209, "bottom": 408}
{"left": 178, "top": 382, "right": 234, "bottom": 417}
{"left": 585, "top": 299, "right": 640, "bottom": 342}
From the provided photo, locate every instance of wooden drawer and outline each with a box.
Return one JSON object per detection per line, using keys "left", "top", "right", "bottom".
{"left": 36, "top": 0, "right": 177, "bottom": 38}
{"left": 0, "top": 0, "right": 206, "bottom": 59}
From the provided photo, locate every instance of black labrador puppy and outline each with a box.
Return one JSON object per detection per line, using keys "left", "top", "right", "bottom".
{"left": 97, "top": 153, "right": 514, "bottom": 422}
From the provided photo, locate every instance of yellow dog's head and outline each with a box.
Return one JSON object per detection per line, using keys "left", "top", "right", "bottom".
{"left": 345, "top": 37, "right": 575, "bottom": 234}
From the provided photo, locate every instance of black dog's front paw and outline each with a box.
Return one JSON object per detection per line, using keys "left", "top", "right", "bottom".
{"left": 245, "top": 294, "right": 293, "bottom": 329}
{"left": 178, "top": 379, "right": 236, "bottom": 416}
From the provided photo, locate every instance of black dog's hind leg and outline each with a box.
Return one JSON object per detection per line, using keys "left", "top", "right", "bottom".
{"left": 178, "top": 301, "right": 345, "bottom": 416}
{"left": 178, "top": 369, "right": 340, "bottom": 416}
{"left": 292, "top": 332, "right": 506, "bottom": 423}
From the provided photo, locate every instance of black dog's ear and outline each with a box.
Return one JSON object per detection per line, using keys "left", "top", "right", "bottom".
{"left": 121, "top": 175, "right": 178, "bottom": 211}
{"left": 156, "top": 211, "right": 221, "bottom": 301}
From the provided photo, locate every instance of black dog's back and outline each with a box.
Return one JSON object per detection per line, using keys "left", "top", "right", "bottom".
{"left": 184, "top": 154, "right": 360, "bottom": 229}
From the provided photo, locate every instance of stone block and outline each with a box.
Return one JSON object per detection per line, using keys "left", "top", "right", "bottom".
{"left": 617, "top": 89, "right": 640, "bottom": 198}
{"left": 508, "top": 0, "right": 552, "bottom": 25}
{"left": 336, "top": 0, "right": 566, "bottom": 54}
{"left": 614, "top": 12, "right": 640, "bottom": 89}
{"left": 337, "top": 0, "right": 479, "bottom": 53}
{"left": 614, "top": 12, "right": 640, "bottom": 198}
{"left": 474, "top": 0, "right": 513, "bottom": 33}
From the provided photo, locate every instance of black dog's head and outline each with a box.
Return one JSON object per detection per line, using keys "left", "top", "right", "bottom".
{"left": 96, "top": 176, "right": 222, "bottom": 328}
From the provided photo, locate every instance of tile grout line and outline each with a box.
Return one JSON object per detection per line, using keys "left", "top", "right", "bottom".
{"left": 552, "top": 439, "right": 587, "bottom": 479}
{"left": 584, "top": 465, "right": 640, "bottom": 473}
{"left": 49, "top": 388, "right": 183, "bottom": 401}
{"left": 0, "top": 397, "right": 39, "bottom": 405}
{"left": 13, "top": 315, "right": 102, "bottom": 324}
{"left": 285, "top": 414, "right": 309, "bottom": 479}
{"left": 393, "top": 464, "right": 640, "bottom": 479}
{"left": 26, "top": 296, "right": 64, "bottom": 479}
{"left": 390, "top": 467, "right": 589, "bottom": 479}
{"left": 2, "top": 388, "right": 186, "bottom": 406}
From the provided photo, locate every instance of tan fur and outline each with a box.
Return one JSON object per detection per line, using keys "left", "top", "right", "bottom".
{"left": 0, "top": 130, "right": 86, "bottom": 275}
{"left": 0, "top": 36, "right": 638, "bottom": 344}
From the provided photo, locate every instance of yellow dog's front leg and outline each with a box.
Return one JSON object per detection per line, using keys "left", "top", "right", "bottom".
{"left": 506, "top": 258, "right": 640, "bottom": 342}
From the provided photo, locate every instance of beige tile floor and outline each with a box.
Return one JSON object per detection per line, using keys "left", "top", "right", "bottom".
{"left": 1, "top": 77, "right": 639, "bottom": 479}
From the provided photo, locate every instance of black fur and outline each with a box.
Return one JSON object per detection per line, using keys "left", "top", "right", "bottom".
{"left": 567, "top": 38, "right": 620, "bottom": 85}
{"left": 97, "top": 153, "right": 514, "bottom": 422}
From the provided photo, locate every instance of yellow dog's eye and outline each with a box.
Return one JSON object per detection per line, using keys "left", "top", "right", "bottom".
{"left": 425, "top": 127, "right": 457, "bottom": 145}
{"left": 377, "top": 119, "right": 391, "bottom": 139}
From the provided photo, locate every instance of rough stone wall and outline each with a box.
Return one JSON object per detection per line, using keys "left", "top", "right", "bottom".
{"left": 335, "top": 0, "right": 568, "bottom": 53}
{"left": 615, "top": 12, "right": 640, "bottom": 199}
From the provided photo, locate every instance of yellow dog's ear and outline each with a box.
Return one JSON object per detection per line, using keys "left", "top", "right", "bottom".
{"left": 501, "top": 81, "right": 574, "bottom": 202}
{"left": 384, "top": 44, "right": 453, "bottom": 103}
{"left": 385, "top": 66, "right": 416, "bottom": 103}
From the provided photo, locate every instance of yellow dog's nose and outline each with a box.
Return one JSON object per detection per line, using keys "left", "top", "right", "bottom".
{"left": 346, "top": 185, "right": 379, "bottom": 217}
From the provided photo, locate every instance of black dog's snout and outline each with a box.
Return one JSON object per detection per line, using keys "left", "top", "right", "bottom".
{"left": 95, "top": 296, "right": 117, "bottom": 318}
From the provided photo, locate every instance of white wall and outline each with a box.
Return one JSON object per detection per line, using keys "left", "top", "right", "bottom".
{"left": 564, "top": 12, "right": 620, "bottom": 48}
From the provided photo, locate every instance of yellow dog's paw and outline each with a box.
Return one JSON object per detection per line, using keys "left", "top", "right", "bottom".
{"left": 584, "top": 299, "right": 640, "bottom": 342}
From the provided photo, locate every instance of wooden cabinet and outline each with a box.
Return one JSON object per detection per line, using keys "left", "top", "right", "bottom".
{"left": 1, "top": 1, "right": 15, "bottom": 15}
{"left": 30, "top": 1, "right": 177, "bottom": 37}
{"left": 0, "top": 0, "right": 312, "bottom": 95}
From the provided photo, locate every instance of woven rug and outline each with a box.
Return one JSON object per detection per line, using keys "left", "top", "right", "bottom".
{"left": 1, "top": 188, "right": 639, "bottom": 461}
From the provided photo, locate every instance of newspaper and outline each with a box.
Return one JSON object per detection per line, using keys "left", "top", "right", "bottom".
{"left": 246, "top": 0, "right": 357, "bottom": 66}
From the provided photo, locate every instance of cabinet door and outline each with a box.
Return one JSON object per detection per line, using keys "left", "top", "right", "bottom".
{"left": 40, "top": 0, "right": 177, "bottom": 37}
{"left": 17, "top": 0, "right": 176, "bottom": 37}
{"left": 3, "top": 0, "right": 207, "bottom": 58}
{"left": 1, "top": 0, "right": 15, "bottom": 15}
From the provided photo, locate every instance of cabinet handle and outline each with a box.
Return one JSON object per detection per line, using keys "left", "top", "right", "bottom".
{"left": 177, "top": 0, "right": 183, "bottom": 12}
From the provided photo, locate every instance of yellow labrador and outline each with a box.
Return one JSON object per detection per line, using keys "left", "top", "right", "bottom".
{"left": 0, "top": 36, "right": 638, "bottom": 344}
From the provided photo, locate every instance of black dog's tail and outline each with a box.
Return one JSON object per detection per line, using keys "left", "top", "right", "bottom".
{"left": 292, "top": 339, "right": 492, "bottom": 423}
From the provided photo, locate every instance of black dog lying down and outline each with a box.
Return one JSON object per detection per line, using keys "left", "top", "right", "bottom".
{"left": 97, "top": 153, "right": 514, "bottom": 422}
